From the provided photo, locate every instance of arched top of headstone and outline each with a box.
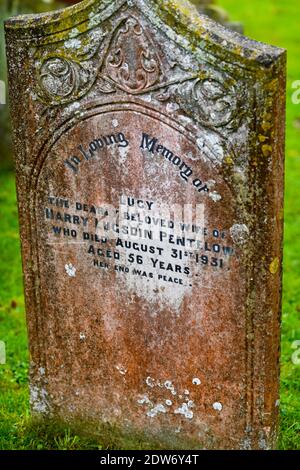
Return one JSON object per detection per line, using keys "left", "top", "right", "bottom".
{"left": 5, "top": 0, "right": 284, "bottom": 72}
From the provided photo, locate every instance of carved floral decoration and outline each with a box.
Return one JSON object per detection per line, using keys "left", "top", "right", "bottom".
{"left": 105, "top": 17, "right": 161, "bottom": 94}
{"left": 35, "top": 15, "right": 244, "bottom": 133}
{"left": 38, "top": 57, "right": 90, "bottom": 103}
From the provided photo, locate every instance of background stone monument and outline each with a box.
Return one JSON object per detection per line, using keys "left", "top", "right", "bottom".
{"left": 5, "top": 0, "right": 286, "bottom": 450}
{"left": 191, "top": 0, "right": 243, "bottom": 33}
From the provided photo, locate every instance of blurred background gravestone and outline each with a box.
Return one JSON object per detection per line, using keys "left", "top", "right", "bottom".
{"left": 191, "top": 0, "right": 243, "bottom": 33}
{"left": 0, "top": 0, "right": 66, "bottom": 170}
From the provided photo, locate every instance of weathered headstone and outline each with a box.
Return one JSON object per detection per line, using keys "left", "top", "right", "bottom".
{"left": 5, "top": 0, "right": 286, "bottom": 450}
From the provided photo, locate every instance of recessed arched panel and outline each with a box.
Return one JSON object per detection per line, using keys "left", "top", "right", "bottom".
{"left": 31, "top": 101, "right": 244, "bottom": 447}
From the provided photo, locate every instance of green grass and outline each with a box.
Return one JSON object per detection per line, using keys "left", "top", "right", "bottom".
{"left": 0, "top": 0, "right": 300, "bottom": 450}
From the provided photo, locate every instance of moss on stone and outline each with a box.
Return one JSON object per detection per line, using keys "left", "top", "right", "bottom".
{"left": 4, "top": 0, "right": 285, "bottom": 75}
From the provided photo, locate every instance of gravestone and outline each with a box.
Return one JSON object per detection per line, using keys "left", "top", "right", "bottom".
{"left": 5, "top": 0, "right": 286, "bottom": 450}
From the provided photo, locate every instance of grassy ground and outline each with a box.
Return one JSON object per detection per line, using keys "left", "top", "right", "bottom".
{"left": 0, "top": 0, "right": 299, "bottom": 450}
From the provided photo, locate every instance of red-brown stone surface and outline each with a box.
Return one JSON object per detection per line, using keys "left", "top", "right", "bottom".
{"left": 5, "top": 0, "right": 286, "bottom": 450}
